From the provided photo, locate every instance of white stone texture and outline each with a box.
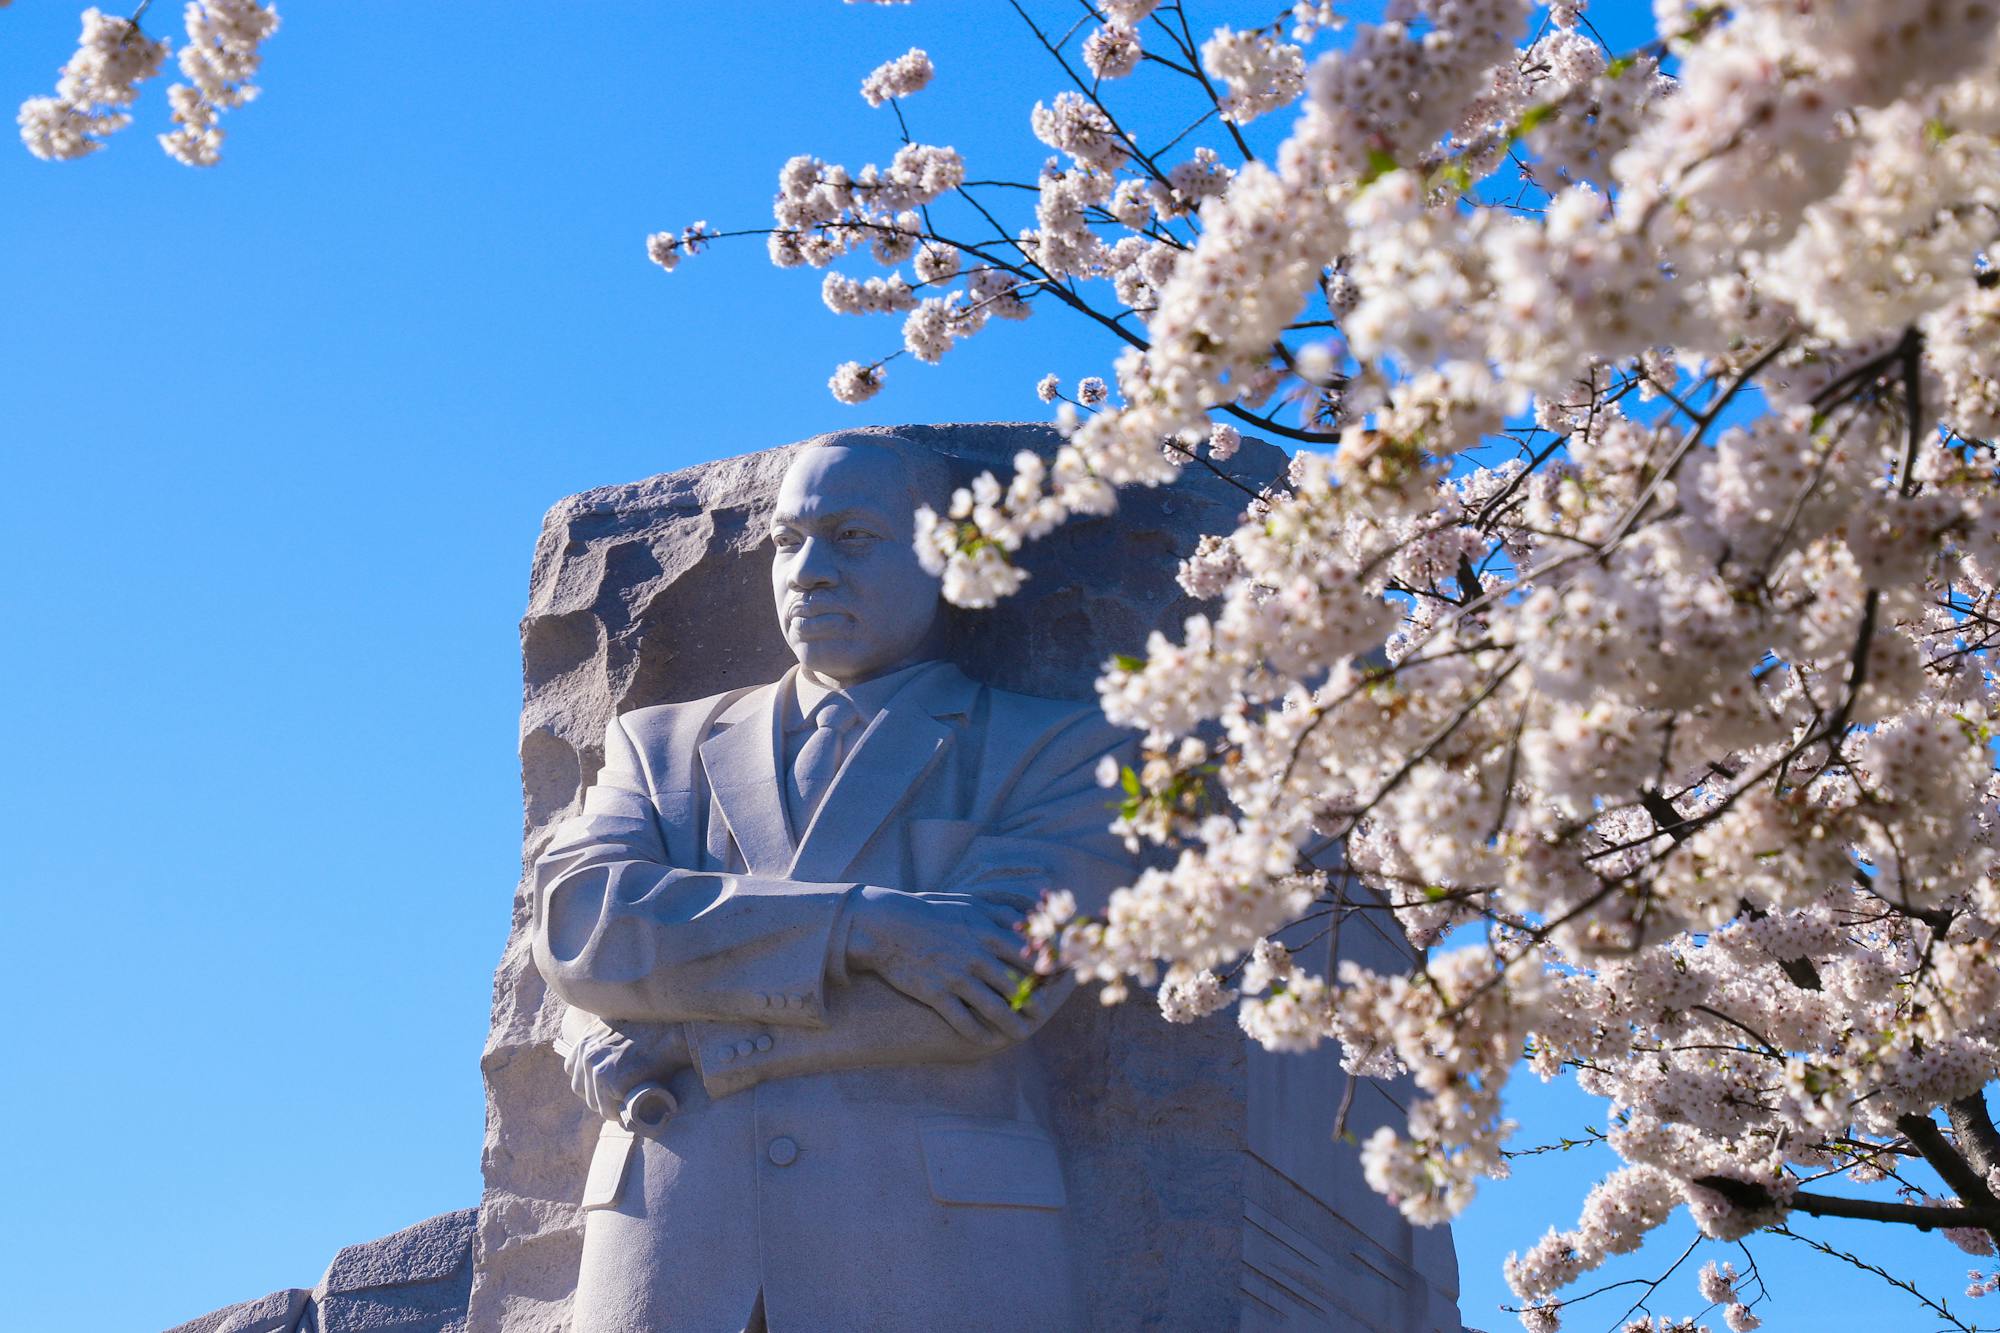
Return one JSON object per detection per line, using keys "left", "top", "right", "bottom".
{"left": 316, "top": 1209, "right": 476, "bottom": 1332}
{"left": 470, "top": 423, "right": 1463, "bottom": 1332}
{"left": 165, "top": 1288, "right": 310, "bottom": 1333}
{"left": 165, "top": 1208, "right": 474, "bottom": 1333}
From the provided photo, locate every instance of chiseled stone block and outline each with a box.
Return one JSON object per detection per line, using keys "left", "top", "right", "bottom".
{"left": 314, "top": 1208, "right": 475, "bottom": 1332}
{"left": 164, "top": 1288, "right": 309, "bottom": 1333}
{"left": 164, "top": 1210, "right": 475, "bottom": 1333}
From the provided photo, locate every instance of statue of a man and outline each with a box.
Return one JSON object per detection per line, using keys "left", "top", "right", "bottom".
{"left": 532, "top": 433, "right": 1133, "bottom": 1331}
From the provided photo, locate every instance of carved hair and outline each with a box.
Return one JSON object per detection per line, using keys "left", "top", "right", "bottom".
{"left": 793, "top": 428, "right": 958, "bottom": 517}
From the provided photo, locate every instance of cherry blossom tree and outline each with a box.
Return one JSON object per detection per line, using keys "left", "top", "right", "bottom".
{"left": 21, "top": 0, "right": 1998, "bottom": 1323}
{"left": 654, "top": 2, "right": 2000, "bottom": 1329}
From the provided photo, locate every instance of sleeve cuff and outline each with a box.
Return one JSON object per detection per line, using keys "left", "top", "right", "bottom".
{"left": 825, "top": 884, "right": 861, "bottom": 987}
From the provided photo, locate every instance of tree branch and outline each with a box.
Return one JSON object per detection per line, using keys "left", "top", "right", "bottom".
{"left": 1949, "top": 1093, "right": 2000, "bottom": 1182}
{"left": 1899, "top": 1111, "right": 2000, "bottom": 1245}
{"left": 1696, "top": 1173, "right": 2000, "bottom": 1231}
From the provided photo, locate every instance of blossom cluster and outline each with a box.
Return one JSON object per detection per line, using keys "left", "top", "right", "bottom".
{"left": 692, "top": 1, "right": 2000, "bottom": 1323}
{"left": 16, "top": 1, "right": 278, "bottom": 165}
{"left": 18, "top": 7, "right": 169, "bottom": 160}
{"left": 646, "top": 221, "right": 714, "bottom": 274}
{"left": 158, "top": 0, "right": 282, "bottom": 167}
{"left": 859, "top": 47, "right": 931, "bottom": 107}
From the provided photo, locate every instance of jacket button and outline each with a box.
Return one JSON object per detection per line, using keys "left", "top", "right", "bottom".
{"left": 755, "top": 1035, "right": 773, "bottom": 1052}
{"left": 768, "top": 1136, "right": 798, "bottom": 1166}
{"left": 734, "top": 1040, "right": 755, "bottom": 1057}
{"left": 760, "top": 993, "right": 774, "bottom": 1007}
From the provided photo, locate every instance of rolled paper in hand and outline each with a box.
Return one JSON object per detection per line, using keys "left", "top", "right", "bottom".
{"left": 553, "top": 1038, "right": 678, "bottom": 1131}
{"left": 621, "top": 1081, "right": 679, "bottom": 1132}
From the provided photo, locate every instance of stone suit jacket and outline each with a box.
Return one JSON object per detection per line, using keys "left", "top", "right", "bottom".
{"left": 532, "top": 660, "right": 1133, "bottom": 1332}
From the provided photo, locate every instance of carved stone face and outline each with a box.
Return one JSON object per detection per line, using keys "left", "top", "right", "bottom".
{"left": 769, "top": 444, "right": 944, "bottom": 684}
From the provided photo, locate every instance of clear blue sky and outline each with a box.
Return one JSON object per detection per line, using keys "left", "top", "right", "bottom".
{"left": 0, "top": 4, "right": 1975, "bottom": 1330}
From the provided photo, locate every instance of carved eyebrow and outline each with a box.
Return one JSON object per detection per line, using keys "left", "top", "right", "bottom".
{"left": 770, "top": 505, "right": 895, "bottom": 530}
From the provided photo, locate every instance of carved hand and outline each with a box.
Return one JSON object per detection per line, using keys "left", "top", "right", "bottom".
{"left": 845, "top": 886, "right": 1039, "bottom": 1045}
{"left": 561, "top": 1015, "right": 689, "bottom": 1123}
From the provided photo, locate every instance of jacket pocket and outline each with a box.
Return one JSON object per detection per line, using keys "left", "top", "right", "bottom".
{"left": 917, "top": 1116, "right": 1067, "bottom": 1210}
{"left": 581, "top": 1123, "right": 637, "bottom": 1210}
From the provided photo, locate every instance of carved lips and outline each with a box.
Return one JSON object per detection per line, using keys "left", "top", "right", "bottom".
{"left": 785, "top": 598, "right": 856, "bottom": 640}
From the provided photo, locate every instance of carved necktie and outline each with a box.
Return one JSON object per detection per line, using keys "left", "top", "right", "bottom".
{"left": 789, "top": 695, "right": 859, "bottom": 837}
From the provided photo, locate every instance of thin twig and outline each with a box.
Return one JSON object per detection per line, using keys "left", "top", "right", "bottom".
{"left": 1771, "top": 1226, "right": 1979, "bottom": 1332}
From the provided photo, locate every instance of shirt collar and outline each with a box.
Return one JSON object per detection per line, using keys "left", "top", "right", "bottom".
{"left": 785, "top": 659, "right": 941, "bottom": 733}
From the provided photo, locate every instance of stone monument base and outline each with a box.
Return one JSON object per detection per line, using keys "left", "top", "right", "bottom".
{"left": 166, "top": 1210, "right": 474, "bottom": 1333}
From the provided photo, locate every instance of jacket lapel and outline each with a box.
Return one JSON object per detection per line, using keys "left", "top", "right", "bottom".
{"left": 789, "top": 662, "right": 978, "bottom": 881}
{"left": 698, "top": 678, "right": 795, "bottom": 877}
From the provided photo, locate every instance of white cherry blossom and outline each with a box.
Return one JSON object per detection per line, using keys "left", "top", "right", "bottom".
{"left": 685, "top": 3, "right": 2000, "bottom": 1322}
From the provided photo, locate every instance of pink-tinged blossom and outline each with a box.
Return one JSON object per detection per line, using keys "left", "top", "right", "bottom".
{"left": 18, "top": 8, "right": 169, "bottom": 160}
{"left": 158, "top": 0, "right": 279, "bottom": 167}
{"left": 645, "top": 232, "right": 682, "bottom": 272}
{"left": 645, "top": 222, "right": 712, "bottom": 273}
{"left": 911, "top": 240, "right": 959, "bottom": 284}
{"left": 1202, "top": 28, "right": 1305, "bottom": 125}
{"left": 1030, "top": 91, "right": 1127, "bottom": 173}
{"left": 822, "top": 271, "right": 918, "bottom": 314}
{"left": 1157, "top": 966, "right": 1230, "bottom": 1022}
{"left": 1101, "top": 0, "right": 1158, "bottom": 24}
{"left": 1082, "top": 23, "right": 1142, "bottom": 80}
{"left": 709, "top": 1, "right": 2000, "bottom": 1316}
{"left": 860, "top": 47, "right": 932, "bottom": 107}
{"left": 827, "top": 360, "right": 884, "bottom": 404}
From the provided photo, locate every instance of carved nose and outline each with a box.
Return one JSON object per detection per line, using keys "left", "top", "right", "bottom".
{"left": 789, "top": 537, "right": 839, "bottom": 587}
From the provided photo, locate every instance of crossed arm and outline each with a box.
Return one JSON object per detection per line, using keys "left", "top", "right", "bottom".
{"left": 532, "top": 711, "right": 1128, "bottom": 1110}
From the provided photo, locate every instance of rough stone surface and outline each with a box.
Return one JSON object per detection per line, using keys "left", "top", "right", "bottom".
{"left": 315, "top": 1209, "right": 476, "bottom": 1332}
{"left": 165, "top": 1288, "right": 310, "bottom": 1333}
{"left": 165, "top": 1210, "right": 474, "bottom": 1333}
{"left": 469, "top": 423, "right": 1463, "bottom": 1332}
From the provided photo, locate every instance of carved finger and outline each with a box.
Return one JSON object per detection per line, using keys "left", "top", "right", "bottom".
{"left": 968, "top": 954, "right": 1025, "bottom": 997}
{"left": 570, "top": 1048, "right": 597, "bottom": 1102}
{"left": 926, "top": 988, "right": 995, "bottom": 1044}
{"left": 973, "top": 923, "right": 1032, "bottom": 967}
{"left": 955, "top": 972, "right": 1033, "bottom": 1040}
{"left": 970, "top": 900, "right": 1028, "bottom": 929}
